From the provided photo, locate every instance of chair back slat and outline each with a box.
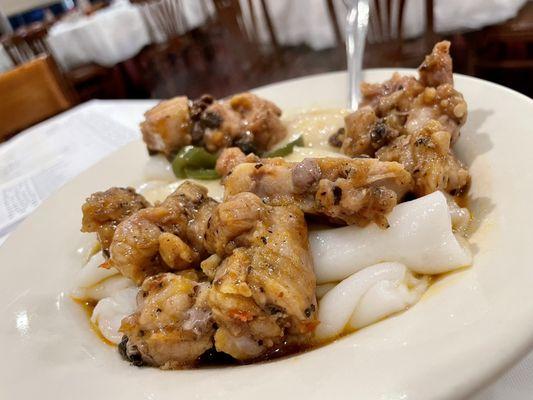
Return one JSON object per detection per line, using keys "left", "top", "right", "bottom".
{"left": 326, "top": 0, "right": 343, "bottom": 46}
{"left": 0, "top": 55, "right": 74, "bottom": 140}
{"left": 135, "top": 0, "right": 189, "bottom": 41}
{"left": 386, "top": 0, "right": 393, "bottom": 41}
{"left": 259, "top": 0, "right": 279, "bottom": 51}
{"left": 1, "top": 23, "right": 55, "bottom": 66}
{"left": 214, "top": 0, "right": 280, "bottom": 55}
{"left": 336, "top": 0, "right": 434, "bottom": 45}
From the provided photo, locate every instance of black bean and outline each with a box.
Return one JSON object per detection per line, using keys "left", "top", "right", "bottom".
{"left": 190, "top": 94, "right": 215, "bottom": 120}
{"left": 267, "top": 304, "right": 283, "bottom": 315}
{"left": 201, "top": 111, "right": 222, "bottom": 129}
{"left": 333, "top": 186, "right": 342, "bottom": 205}
{"left": 234, "top": 133, "right": 256, "bottom": 154}
{"left": 118, "top": 336, "right": 145, "bottom": 367}
{"left": 304, "top": 305, "right": 316, "bottom": 318}
{"left": 118, "top": 335, "right": 129, "bottom": 359}
{"left": 328, "top": 127, "right": 345, "bottom": 147}
{"left": 190, "top": 122, "right": 205, "bottom": 145}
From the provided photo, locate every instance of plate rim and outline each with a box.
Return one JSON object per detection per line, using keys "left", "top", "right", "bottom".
{"left": 2, "top": 70, "right": 533, "bottom": 400}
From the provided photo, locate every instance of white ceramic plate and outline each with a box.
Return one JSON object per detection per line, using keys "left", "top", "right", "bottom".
{"left": 1, "top": 71, "right": 533, "bottom": 400}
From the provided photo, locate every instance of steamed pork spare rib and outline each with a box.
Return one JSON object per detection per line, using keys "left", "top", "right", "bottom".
{"left": 76, "top": 40, "right": 474, "bottom": 369}
{"left": 107, "top": 183, "right": 317, "bottom": 368}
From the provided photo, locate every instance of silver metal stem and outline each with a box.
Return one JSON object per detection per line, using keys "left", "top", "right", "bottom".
{"left": 344, "top": 0, "right": 369, "bottom": 110}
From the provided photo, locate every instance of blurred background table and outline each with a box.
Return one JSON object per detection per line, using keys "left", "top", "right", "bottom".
{"left": 46, "top": 0, "right": 151, "bottom": 70}
{"left": 1, "top": 0, "right": 531, "bottom": 102}
{"left": 247, "top": 0, "right": 528, "bottom": 50}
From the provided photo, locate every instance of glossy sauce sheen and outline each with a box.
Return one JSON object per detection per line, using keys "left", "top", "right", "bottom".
{"left": 73, "top": 298, "right": 115, "bottom": 347}
{"left": 76, "top": 108, "right": 472, "bottom": 367}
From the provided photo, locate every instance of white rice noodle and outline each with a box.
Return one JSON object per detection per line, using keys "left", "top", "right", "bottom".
{"left": 314, "top": 262, "right": 427, "bottom": 341}
{"left": 310, "top": 191, "right": 472, "bottom": 284}
{"left": 284, "top": 146, "right": 349, "bottom": 162}
{"left": 349, "top": 274, "right": 428, "bottom": 330}
{"left": 72, "top": 252, "right": 135, "bottom": 302}
{"left": 73, "top": 275, "right": 136, "bottom": 302}
{"left": 138, "top": 179, "right": 225, "bottom": 204}
{"left": 316, "top": 283, "right": 336, "bottom": 299}
{"left": 77, "top": 234, "right": 100, "bottom": 265}
{"left": 445, "top": 193, "right": 471, "bottom": 232}
{"left": 91, "top": 287, "right": 138, "bottom": 344}
{"left": 74, "top": 252, "right": 117, "bottom": 289}
{"left": 143, "top": 154, "right": 175, "bottom": 182}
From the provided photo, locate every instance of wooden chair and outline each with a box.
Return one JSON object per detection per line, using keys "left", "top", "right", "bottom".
{"left": 0, "top": 55, "right": 74, "bottom": 141}
{"left": 326, "top": 0, "right": 343, "bottom": 48}
{"left": 1, "top": 22, "right": 127, "bottom": 101}
{"left": 465, "top": 2, "right": 533, "bottom": 72}
{"left": 330, "top": 0, "right": 437, "bottom": 68}
{"left": 1, "top": 34, "right": 32, "bottom": 65}
{"left": 207, "top": 0, "right": 283, "bottom": 89}
{"left": 246, "top": 0, "right": 281, "bottom": 56}
{"left": 1, "top": 23, "right": 53, "bottom": 65}
{"left": 131, "top": 0, "right": 191, "bottom": 87}
{"left": 461, "top": 1, "right": 533, "bottom": 97}
{"left": 131, "top": 0, "right": 189, "bottom": 42}
{"left": 130, "top": 0, "right": 223, "bottom": 97}
{"left": 212, "top": 0, "right": 281, "bottom": 59}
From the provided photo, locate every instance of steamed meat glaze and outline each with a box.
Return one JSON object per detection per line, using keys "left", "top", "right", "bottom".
{"left": 217, "top": 147, "right": 412, "bottom": 227}
{"left": 110, "top": 182, "right": 217, "bottom": 284}
{"left": 81, "top": 187, "right": 150, "bottom": 252}
{"left": 113, "top": 184, "right": 317, "bottom": 366}
{"left": 376, "top": 120, "right": 469, "bottom": 196}
{"left": 75, "top": 40, "right": 475, "bottom": 370}
{"left": 310, "top": 191, "right": 472, "bottom": 284}
{"left": 141, "top": 93, "right": 287, "bottom": 157}
{"left": 205, "top": 193, "right": 316, "bottom": 360}
{"left": 338, "top": 41, "right": 469, "bottom": 197}
{"left": 120, "top": 271, "right": 214, "bottom": 368}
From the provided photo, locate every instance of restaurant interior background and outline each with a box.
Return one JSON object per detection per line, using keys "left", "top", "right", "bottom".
{"left": 0, "top": 0, "right": 532, "bottom": 142}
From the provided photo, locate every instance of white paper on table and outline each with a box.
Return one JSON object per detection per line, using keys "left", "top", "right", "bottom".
{"left": 0, "top": 110, "right": 140, "bottom": 236}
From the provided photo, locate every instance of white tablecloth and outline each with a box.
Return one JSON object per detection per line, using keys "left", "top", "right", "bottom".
{"left": 141, "top": 0, "right": 211, "bottom": 44}
{"left": 1, "top": 99, "right": 533, "bottom": 397}
{"left": 47, "top": 1, "right": 151, "bottom": 69}
{"left": 46, "top": 0, "right": 209, "bottom": 70}
{"left": 4, "top": 0, "right": 525, "bottom": 72}
{"left": 245, "top": 0, "right": 529, "bottom": 50}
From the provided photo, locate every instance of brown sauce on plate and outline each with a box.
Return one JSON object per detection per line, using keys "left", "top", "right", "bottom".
{"left": 73, "top": 298, "right": 114, "bottom": 347}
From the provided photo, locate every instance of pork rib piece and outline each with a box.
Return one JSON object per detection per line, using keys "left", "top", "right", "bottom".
{"left": 119, "top": 271, "right": 214, "bottom": 369}
{"left": 140, "top": 93, "right": 287, "bottom": 157}
{"left": 205, "top": 192, "right": 317, "bottom": 360}
{"left": 118, "top": 191, "right": 317, "bottom": 365}
{"left": 81, "top": 187, "right": 149, "bottom": 253}
{"left": 339, "top": 41, "right": 469, "bottom": 198}
{"left": 376, "top": 120, "right": 469, "bottom": 197}
{"left": 217, "top": 148, "right": 413, "bottom": 227}
{"left": 109, "top": 182, "right": 217, "bottom": 284}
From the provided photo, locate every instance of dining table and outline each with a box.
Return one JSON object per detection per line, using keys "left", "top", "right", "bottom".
{"left": 36, "top": 0, "right": 208, "bottom": 70}
{"left": 0, "top": 99, "right": 533, "bottom": 399}
{"left": 45, "top": 0, "right": 151, "bottom": 70}
{"left": 242, "top": 0, "right": 528, "bottom": 50}
{"left": 0, "top": 0, "right": 527, "bottom": 73}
